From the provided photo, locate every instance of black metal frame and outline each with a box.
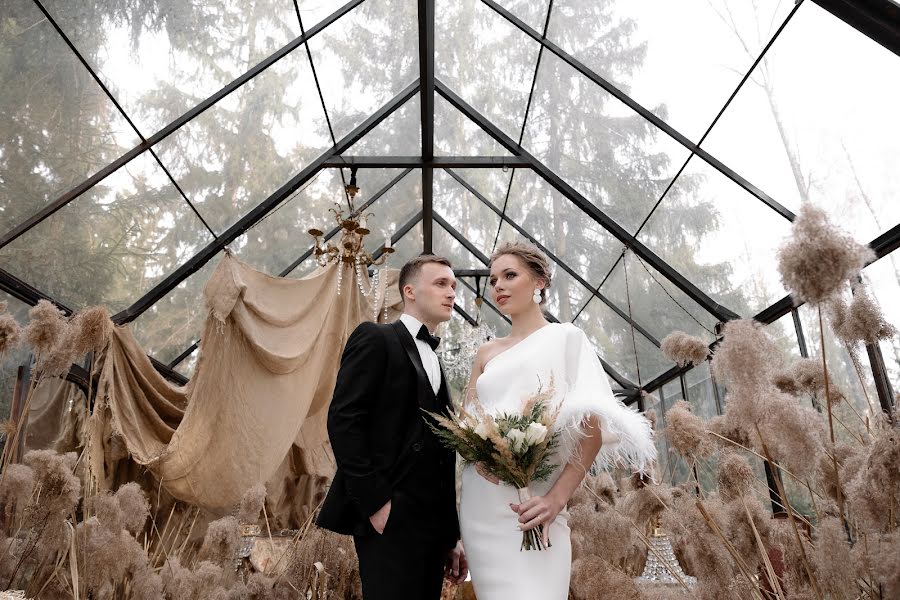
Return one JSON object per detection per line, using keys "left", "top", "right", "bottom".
{"left": 322, "top": 157, "right": 530, "bottom": 168}
{"left": 419, "top": 0, "right": 436, "bottom": 253}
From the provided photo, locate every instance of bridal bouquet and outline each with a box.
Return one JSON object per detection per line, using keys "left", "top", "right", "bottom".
{"left": 425, "top": 375, "right": 561, "bottom": 551}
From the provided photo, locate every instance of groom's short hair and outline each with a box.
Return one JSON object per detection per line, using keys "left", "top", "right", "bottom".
{"left": 398, "top": 254, "right": 453, "bottom": 300}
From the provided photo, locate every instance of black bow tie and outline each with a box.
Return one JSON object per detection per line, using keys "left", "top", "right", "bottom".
{"left": 416, "top": 325, "right": 441, "bottom": 351}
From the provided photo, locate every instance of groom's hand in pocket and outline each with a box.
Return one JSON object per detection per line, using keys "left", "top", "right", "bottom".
{"left": 369, "top": 499, "right": 392, "bottom": 534}
{"left": 445, "top": 541, "right": 468, "bottom": 584}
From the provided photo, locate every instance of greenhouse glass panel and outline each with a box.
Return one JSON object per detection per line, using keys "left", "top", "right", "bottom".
{"left": 575, "top": 295, "right": 674, "bottom": 385}
{"left": 599, "top": 253, "right": 718, "bottom": 344}
{"left": 42, "top": 0, "right": 302, "bottom": 137}
{"left": 505, "top": 169, "right": 623, "bottom": 286}
{"left": 436, "top": 0, "right": 541, "bottom": 141}
{"left": 306, "top": 0, "right": 419, "bottom": 142}
{"left": 637, "top": 155, "right": 793, "bottom": 317}
{"left": 0, "top": 0, "right": 138, "bottom": 233}
{"left": 522, "top": 50, "right": 693, "bottom": 235}
{"left": 491, "top": 0, "right": 551, "bottom": 33}
{"left": 152, "top": 46, "right": 330, "bottom": 235}
{"left": 0, "top": 151, "right": 214, "bottom": 312}
{"left": 701, "top": 1, "right": 900, "bottom": 243}
{"left": 546, "top": 0, "right": 794, "bottom": 142}
{"left": 435, "top": 169, "right": 503, "bottom": 259}
{"left": 343, "top": 94, "right": 422, "bottom": 156}
{"left": 434, "top": 95, "right": 512, "bottom": 156}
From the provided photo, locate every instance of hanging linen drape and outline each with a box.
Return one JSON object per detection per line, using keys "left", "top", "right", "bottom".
{"left": 89, "top": 252, "right": 401, "bottom": 511}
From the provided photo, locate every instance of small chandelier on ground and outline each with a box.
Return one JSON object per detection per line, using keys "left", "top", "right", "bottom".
{"left": 635, "top": 516, "right": 696, "bottom": 588}
{"left": 308, "top": 169, "right": 395, "bottom": 319}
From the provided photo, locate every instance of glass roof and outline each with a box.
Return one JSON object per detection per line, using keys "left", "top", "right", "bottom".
{"left": 1, "top": 0, "right": 897, "bottom": 393}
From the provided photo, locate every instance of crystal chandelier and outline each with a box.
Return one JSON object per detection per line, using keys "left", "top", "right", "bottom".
{"left": 308, "top": 169, "right": 395, "bottom": 320}
{"left": 635, "top": 516, "right": 696, "bottom": 587}
{"left": 440, "top": 285, "right": 496, "bottom": 383}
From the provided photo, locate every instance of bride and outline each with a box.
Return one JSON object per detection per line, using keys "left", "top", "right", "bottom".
{"left": 459, "top": 241, "right": 656, "bottom": 599}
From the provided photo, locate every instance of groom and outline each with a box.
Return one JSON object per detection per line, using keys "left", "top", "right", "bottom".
{"left": 317, "top": 254, "right": 467, "bottom": 599}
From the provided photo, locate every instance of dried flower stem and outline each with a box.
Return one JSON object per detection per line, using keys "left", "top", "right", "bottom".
{"left": 271, "top": 496, "right": 325, "bottom": 582}
{"left": 707, "top": 431, "right": 828, "bottom": 503}
{"left": 742, "top": 497, "right": 787, "bottom": 600}
{"left": 263, "top": 502, "right": 276, "bottom": 557}
{"left": 150, "top": 503, "right": 178, "bottom": 567}
{"left": 818, "top": 306, "right": 849, "bottom": 528}
{"left": 694, "top": 500, "right": 766, "bottom": 600}
{"left": 844, "top": 344, "right": 876, "bottom": 428}
{"left": 831, "top": 412, "right": 866, "bottom": 446}
{"left": 755, "top": 425, "right": 823, "bottom": 600}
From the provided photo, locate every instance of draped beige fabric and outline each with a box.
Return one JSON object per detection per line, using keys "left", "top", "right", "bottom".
{"left": 89, "top": 252, "right": 401, "bottom": 512}
{"left": 25, "top": 377, "right": 87, "bottom": 455}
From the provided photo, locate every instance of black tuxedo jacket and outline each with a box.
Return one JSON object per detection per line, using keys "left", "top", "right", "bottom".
{"left": 316, "top": 320, "right": 460, "bottom": 548}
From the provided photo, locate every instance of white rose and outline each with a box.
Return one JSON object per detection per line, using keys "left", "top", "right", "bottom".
{"left": 473, "top": 422, "right": 490, "bottom": 440}
{"left": 505, "top": 428, "right": 527, "bottom": 454}
{"left": 524, "top": 422, "right": 548, "bottom": 446}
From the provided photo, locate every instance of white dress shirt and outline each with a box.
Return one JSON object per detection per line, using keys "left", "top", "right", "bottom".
{"left": 399, "top": 313, "right": 442, "bottom": 395}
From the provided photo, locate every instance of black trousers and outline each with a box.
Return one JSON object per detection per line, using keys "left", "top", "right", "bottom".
{"left": 353, "top": 531, "right": 446, "bottom": 600}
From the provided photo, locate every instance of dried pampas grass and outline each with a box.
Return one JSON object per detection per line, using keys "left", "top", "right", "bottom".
{"left": 716, "top": 452, "right": 755, "bottom": 501}
{"left": 664, "top": 401, "right": 714, "bottom": 459}
{"left": 69, "top": 305, "right": 113, "bottom": 356}
{"left": 0, "top": 313, "right": 21, "bottom": 358}
{"left": 570, "top": 556, "right": 641, "bottom": 600}
{"left": 828, "top": 285, "right": 897, "bottom": 346}
{"left": 115, "top": 482, "right": 150, "bottom": 535}
{"left": 773, "top": 358, "right": 825, "bottom": 396}
{"left": 239, "top": 483, "right": 267, "bottom": 524}
{"left": 198, "top": 516, "right": 240, "bottom": 566}
{"left": 23, "top": 299, "right": 67, "bottom": 357}
{"left": 660, "top": 331, "right": 710, "bottom": 367}
{"left": 845, "top": 430, "right": 900, "bottom": 532}
{"left": 777, "top": 203, "right": 874, "bottom": 304}
{"left": 711, "top": 319, "right": 779, "bottom": 392}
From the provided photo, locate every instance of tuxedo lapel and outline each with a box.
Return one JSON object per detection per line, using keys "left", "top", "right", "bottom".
{"left": 392, "top": 321, "right": 431, "bottom": 405}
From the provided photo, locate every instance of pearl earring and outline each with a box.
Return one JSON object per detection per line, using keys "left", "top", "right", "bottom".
{"left": 532, "top": 288, "right": 542, "bottom": 304}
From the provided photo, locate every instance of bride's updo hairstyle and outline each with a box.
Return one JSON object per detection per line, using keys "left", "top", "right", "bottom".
{"left": 489, "top": 241, "right": 553, "bottom": 305}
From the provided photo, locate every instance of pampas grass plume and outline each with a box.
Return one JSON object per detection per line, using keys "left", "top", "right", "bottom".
{"left": 115, "top": 481, "right": 150, "bottom": 534}
{"left": 829, "top": 285, "right": 897, "bottom": 346}
{"left": 661, "top": 331, "right": 710, "bottom": 367}
{"left": 717, "top": 452, "right": 755, "bottom": 500}
{"left": 198, "top": 516, "right": 241, "bottom": 565}
{"left": 24, "top": 299, "right": 67, "bottom": 356}
{"left": 239, "top": 482, "right": 267, "bottom": 524}
{"left": 0, "top": 313, "right": 21, "bottom": 358}
{"left": 70, "top": 305, "right": 113, "bottom": 355}
{"left": 664, "top": 401, "right": 714, "bottom": 458}
{"left": 711, "top": 319, "right": 779, "bottom": 391}
{"left": 777, "top": 203, "right": 874, "bottom": 304}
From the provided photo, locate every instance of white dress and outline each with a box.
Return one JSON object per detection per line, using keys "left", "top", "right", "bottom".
{"left": 459, "top": 323, "right": 656, "bottom": 600}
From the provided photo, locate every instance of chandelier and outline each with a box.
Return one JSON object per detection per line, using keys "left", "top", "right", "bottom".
{"left": 308, "top": 169, "right": 394, "bottom": 320}
{"left": 308, "top": 168, "right": 394, "bottom": 269}
{"left": 635, "top": 516, "right": 696, "bottom": 588}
